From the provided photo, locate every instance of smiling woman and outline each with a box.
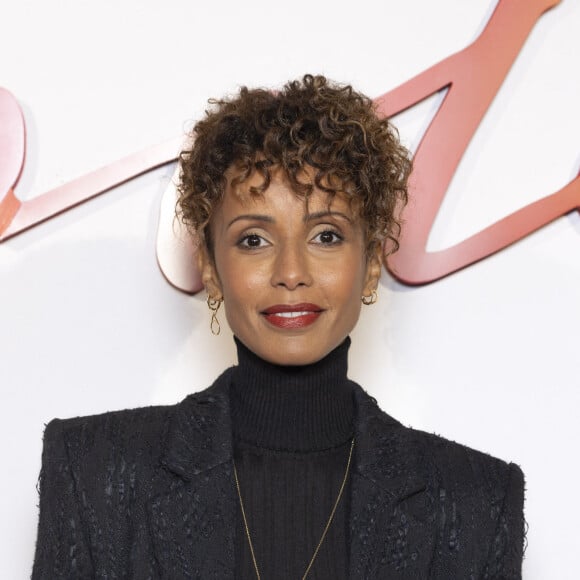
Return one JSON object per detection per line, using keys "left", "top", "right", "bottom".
{"left": 199, "top": 167, "right": 380, "bottom": 366}
{"left": 32, "top": 75, "right": 525, "bottom": 579}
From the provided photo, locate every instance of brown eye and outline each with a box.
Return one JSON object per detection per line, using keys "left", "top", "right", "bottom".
{"left": 238, "top": 233, "right": 267, "bottom": 248}
{"left": 314, "top": 230, "right": 343, "bottom": 245}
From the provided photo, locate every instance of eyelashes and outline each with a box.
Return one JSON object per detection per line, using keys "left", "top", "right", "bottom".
{"left": 237, "top": 233, "right": 267, "bottom": 249}
{"left": 312, "top": 229, "right": 344, "bottom": 245}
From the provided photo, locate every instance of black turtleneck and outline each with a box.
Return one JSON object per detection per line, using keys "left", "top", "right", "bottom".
{"left": 231, "top": 337, "right": 354, "bottom": 579}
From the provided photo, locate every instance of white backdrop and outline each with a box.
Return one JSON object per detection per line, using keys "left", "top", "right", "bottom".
{"left": 1, "top": 0, "right": 579, "bottom": 577}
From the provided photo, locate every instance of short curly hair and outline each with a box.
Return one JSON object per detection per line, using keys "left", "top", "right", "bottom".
{"left": 177, "top": 74, "right": 411, "bottom": 257}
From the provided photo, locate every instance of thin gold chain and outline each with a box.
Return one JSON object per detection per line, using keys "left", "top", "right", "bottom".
{"left": 233, "top": 460, "right": 262, "bottom": 579}
{"left": 233, "top": 437, "right": 355, "bottom": 580}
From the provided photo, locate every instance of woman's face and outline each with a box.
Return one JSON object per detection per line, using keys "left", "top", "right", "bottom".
{"left": 199, "top": 167, "right": 381, "bottom": 366}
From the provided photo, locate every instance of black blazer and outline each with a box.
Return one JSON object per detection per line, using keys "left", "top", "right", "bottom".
{"left": 32, "top": 369, "right": 525, "bottom": 579}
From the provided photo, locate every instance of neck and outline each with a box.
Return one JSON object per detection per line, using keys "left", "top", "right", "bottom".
{"left": 230, "top": 337, "right": 354, "bottom": 452}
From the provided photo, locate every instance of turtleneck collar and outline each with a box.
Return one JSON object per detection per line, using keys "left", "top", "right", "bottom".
{"left": 230, "top": 337, "right": 355, "bottom": 452}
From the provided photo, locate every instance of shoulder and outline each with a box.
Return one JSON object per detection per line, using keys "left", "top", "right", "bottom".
{"left": 42, "top": 374, "right": 231, "bottom": 466}
{"left": 406, "top": 422, "right": 525, "bottom": 501}
{"left": 39, "top": 405, "right": 176, "bottom": 493}
{"left": 354, "top": 389, "right": 525, "bottom": 574}
{"left": 409, "top": 420, "right": 522, "bottom": 479}
{"left": 355, "top": 386, "right": 524, "bottom": 501}
{"left": 390, "top": 416, "right": 525, "bottom": 573}
{"left": 397, "top": 407, "right": 523, "bottom": 494}
{"left": 44, "top": 402, "right": 174, "bottom": 453}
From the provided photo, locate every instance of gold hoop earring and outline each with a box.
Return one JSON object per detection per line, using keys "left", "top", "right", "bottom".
{"left": 207, "top": 296, "right": 223, "bottom": 335}
{"left": 361, "top": 290, "right": 378, "bottom": 305}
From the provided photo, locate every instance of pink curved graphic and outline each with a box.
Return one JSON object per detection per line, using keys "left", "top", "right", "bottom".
{"left": 378, "top": 0, "right": 580, "bottom": 284}
{"left": 0, "top": 88, "right": 181, "bottom": 242}
{"left": 0, "top": 88, "right": 25, "bottom": 235}
{"left": 0, "top": 0, "right": 578, "bottom": 290}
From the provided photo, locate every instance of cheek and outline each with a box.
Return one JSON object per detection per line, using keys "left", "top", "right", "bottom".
{"left": 319, "top": 260, "right": 367, "bottom": 305}
{"left": 217, "top": 259, "right": 269, "bottom": 325}
{"left": 221, "top": 261, "right": 268, "bottom": 300}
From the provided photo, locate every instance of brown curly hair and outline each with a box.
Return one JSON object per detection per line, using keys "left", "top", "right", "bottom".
{"left": 177, "top": 74, "right": 411, "bottom": 257}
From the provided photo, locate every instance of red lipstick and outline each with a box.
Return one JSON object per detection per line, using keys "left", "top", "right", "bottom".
{"left": 261, "top": 303, "right": 323, "bottom": 329}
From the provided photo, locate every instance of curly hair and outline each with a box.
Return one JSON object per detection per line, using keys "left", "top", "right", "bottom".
{"left": 177, "top": 74, "right": 411, "bottom": 257}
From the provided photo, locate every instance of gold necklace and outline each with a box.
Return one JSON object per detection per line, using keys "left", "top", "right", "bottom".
{"left": 233, "top": 437, "right": 355, "bottom": 580}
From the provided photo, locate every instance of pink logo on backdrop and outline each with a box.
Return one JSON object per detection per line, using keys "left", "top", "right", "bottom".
{"left": 1, "top": 0, "right": 578, "bottom": 290}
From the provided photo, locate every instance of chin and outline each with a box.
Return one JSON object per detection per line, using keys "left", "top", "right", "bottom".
{"left": 269, "top": 352, "right": 319, "bottom": 367}
{"left": 258, "top": 338, "right": 336, "bottom": 367}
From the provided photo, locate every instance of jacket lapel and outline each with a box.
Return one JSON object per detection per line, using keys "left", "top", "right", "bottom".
{"left": 148, "top": 370, "right": 237, "bottom": 579}
{"left": 349, "top": 385, "right": 437, "bottom": 578}
{"left": 147, "top": 372, "right": 436, "bottom": 579}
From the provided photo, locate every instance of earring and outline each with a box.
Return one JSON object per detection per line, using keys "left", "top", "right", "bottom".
{"left": 361, "top": 290, "right": 378, "bottom": 305}
{"left": 207, "top": 296, "right": 223, "bottom": 335}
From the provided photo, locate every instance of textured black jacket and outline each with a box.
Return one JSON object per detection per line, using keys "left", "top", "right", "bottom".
{"left": 32, "top": 369, "right": 525, "bottom": 579}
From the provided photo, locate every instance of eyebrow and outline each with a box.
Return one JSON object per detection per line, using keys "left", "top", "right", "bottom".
{"left": 226, "top": 214, "right": 275, "bottom": 229}
{"left": 226, "top": 210, "right": 352, "bottom": 229}
{"left": 305, "top": 210, "right": 353, "bottom": 224}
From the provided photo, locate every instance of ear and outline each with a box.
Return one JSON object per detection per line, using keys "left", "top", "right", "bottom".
{"left": 197, "top": 244, "right": 223, "bottom": 299}
{"left": 362, "top": 243, "right": 382, "bottom": 296}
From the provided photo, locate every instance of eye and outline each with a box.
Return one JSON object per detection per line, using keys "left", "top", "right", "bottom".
{"left": 238, "top": 233, "right": 267, "bottom": 249}
{"left": 313, "top": 229, "right": 343, "bottom": 245}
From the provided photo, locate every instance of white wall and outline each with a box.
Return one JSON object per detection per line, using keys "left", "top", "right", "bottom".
{"left": 1, "top": 0, "right": 579, "bottom": 577}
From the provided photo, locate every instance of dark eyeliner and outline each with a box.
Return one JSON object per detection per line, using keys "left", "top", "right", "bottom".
{"left": 236, "top": 231, "right": 265, "bottom": 249}
{"left": 314, "top": 227, "right": 344, "bottom": 245}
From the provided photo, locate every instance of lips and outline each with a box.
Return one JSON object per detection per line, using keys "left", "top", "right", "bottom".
{"left": 261, "top": 303, "right": 323, "bottom": 329}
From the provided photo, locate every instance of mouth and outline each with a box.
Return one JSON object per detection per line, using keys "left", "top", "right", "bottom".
{"left": 261, "top": 303, "right": 324, "bottom": 329}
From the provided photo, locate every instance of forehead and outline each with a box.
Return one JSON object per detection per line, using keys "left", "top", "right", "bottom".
{"left": 221, "top": 164, "right": 359, "bottom": 217}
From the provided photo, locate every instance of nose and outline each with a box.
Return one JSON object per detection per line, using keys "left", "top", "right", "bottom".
{"left": 270, "top": 240, "right": 313, "bottom": 290}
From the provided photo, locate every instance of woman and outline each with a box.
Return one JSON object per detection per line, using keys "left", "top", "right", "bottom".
{"left": 33, "top": 75, "right": 525, "bottom": 579}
